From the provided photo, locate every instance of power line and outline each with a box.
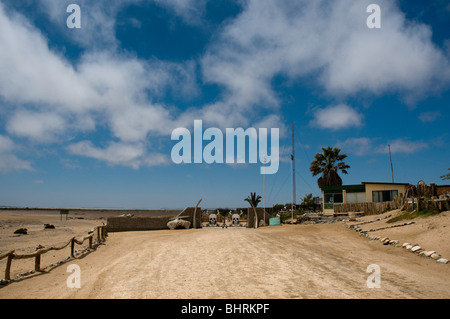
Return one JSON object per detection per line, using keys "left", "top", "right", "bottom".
{"left": 269, "top": 170, "right": 291, "bottom": 205}
{"left": 296, "top": 169, "right": 317, "bottom": 195}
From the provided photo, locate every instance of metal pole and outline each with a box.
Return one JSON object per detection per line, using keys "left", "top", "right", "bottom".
{"left": 263, "top": 157, "right": 266, "bottom": 226}
{"left": 291, "top": 122, "right": 296, "bottom": 222}
{"left": 389, "top": 144, "right": 394, "bottom": 183}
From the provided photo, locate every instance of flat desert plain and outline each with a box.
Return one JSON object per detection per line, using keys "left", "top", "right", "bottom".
{"left": 0, "top": 209, "right": 449, "bottom": 299}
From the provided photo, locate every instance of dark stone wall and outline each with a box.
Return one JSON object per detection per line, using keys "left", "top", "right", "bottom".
{"left": 246, "top": 207, "right": 271, "bottom": 228}
{"left": 107, "top": 207, "right": 202, "bottom": 232}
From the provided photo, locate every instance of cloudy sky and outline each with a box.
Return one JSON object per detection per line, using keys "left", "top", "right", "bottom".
{"left": 0, "top": 0, "right": 449, "bottom": 209}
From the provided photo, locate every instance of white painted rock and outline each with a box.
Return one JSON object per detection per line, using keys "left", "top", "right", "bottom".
{"left": 411, "top": 246, "right": 422, "bottom": 252}
{"left": 402, "top": 243, "right": 410, "bottom": 248}
{"left": 431, "top": 253, "right": 441, "bottom": 260}
{"left": 167, "top": 219, "right": 191, "bottom": 230}
{"left": 405, "top": 244, "right": 413, "bottom": 250}
{"left": 436, "top": 258, "right": 449, "bottom": 264}
{"left": 422, "top": 251, "right": 436, "bottom": 257}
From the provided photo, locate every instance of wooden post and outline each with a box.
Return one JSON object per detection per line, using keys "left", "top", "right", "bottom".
{"left": 35, "top": 254, "right": 41, "bottom": 272}
{"left": 5, "top": 253, "right": 14, "bottom": 281}
{"left": 89, "top": 236, "right": 93, "bottom": 249}
{"left": 193, "top": 199, "right": 202, "bottom": 229}
{"left": 70, "top": 238, "right": 75, "bottom": 258}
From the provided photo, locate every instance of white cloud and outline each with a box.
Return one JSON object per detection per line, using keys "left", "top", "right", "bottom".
{"left": 0, "top": 135, "right": 33, "bottom": 173}
{"left": 418, "top": 111, "right": 442, "bottom": 123}
{"left": 337, "top": 137, "right": 429, "bottom": 156}
{"left": 0, "top": 4, "right": 97, "bottom": 109}
{"left": 1, "top": 0, "right": 448, "bottom": 171}
{"left": 0, "top": 2, "right": 198, "bottom": 168}
{"left": 376, "top": 139, "right": 428, "bottom": 154}
{"left": 201, "top": 0, "right": 450, "bottom": 106}
{"left": 7, "top": 111, "right": 67, "bottom": 143}
{"left": 39, "top": 0, "right": 142, "bottom": 49}
{"left": 68, "top": 141, "right": 169, "bottom": 169}
{"left": 39, "top": 0, "right": 210, "bottom": 49}
{"left": 153, "top": 0, "right": 209, "bottom": 25}
{"left": 312, "top": 104, "right": 363, "bottom": 130}
{"left": 336, "top": 137, "right": 375, "bottom": 156}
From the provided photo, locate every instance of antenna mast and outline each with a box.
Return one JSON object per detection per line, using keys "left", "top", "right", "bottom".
{"left": 291, "top": 122, "right": 296, "bottom": 221}
{"left": 389, "top": 144, "right": 394, "bottom": 183}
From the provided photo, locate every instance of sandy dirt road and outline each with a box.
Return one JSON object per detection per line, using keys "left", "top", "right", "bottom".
{"left": 1, "top": 222, "right": 449, "bottom": 299}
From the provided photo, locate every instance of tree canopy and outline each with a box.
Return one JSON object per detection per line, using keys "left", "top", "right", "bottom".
{"left": 244, "top": 192, "right": 262, "bottom": 208}
{"left": 310, "top": 146, "right": 350, "bottom": 189}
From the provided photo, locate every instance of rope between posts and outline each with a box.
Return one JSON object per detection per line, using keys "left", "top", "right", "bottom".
{"left": 0, "top": 225, "right": 107, "bottom": 281}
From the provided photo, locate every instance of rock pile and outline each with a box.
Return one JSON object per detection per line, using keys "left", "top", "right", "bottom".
{"left": 344, "top": 221, "right": 449, "bottom": 265}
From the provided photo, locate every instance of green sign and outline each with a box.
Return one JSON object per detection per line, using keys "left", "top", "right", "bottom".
{"left": 60, "top": 209, "right": 69, "bottom": 221}
{"left": 269, "top": 217, "right": 281, "bottom": 226}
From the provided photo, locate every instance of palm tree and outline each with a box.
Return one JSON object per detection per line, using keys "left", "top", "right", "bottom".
{"left": 310, "top": 146, "right": 350, "bottom": 189}
{"left": 300, "top": 193, "right": 313, "bottom": 211}
{"left": 244, "top": 192, "right": 262, "bottom": 208}
{"left": 441, "top": 168, "right": 450, "bottom": 180}
{"left": 244, "top": 192, "right": 262, "bottom": 228}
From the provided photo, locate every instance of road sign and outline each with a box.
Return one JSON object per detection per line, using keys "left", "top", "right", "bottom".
{"left": 60, "top": 209, "right": 69, "bottom": 221}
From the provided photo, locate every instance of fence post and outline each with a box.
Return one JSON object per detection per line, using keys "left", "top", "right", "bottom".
{"left": 5, "top": 253, "right": 14, "bottom": 281}
{"left": 89, "top": 236, "right": 93, "bottom": 249}
{"left": 35, "top": 254, "right": 41, "bottom": 272}
{"left": 70, "top": 238, "right": 75, "bottom": 258}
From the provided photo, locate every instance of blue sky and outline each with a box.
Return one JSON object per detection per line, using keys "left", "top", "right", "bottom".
{"left": 0, "top": 0, "right": 449, "bottom": 209}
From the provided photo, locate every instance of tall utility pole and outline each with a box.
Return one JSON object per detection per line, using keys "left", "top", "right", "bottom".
{"left": 291, "top": 122, "right": 296, "bottom": 222}
{"left": 388, "top": 144, "right": 394, "bottom": 183}
{"left": 263, "top": 157, "right": 266, "bottom": 226}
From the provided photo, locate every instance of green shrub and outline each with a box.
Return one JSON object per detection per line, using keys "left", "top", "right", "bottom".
{"left": 387, "top": 207, "right": 440, "bottom": 223}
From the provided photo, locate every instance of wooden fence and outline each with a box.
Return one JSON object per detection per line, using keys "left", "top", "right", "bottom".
{"left": 334, "top": 200, "right": 401, "bottom": 216}
{"left": 334, "top": 196, "right": 450, "bottom": 216}
{"left": 0, "top": 225, "right": 107, "bottom": 281}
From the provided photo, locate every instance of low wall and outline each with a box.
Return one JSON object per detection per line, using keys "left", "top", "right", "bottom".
{"left": 247, "top": 207, "right": 271, "bottom": 228}
{"left": 437, "top": 185, "right": 450, "bottom": 196}
{"left": 107, "top": 207, "right": 202, "bottom": 232}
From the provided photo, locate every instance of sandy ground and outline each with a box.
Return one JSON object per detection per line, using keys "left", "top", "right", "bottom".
{"left": 0, "top": 209, "right": 449, "bottom": 299}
